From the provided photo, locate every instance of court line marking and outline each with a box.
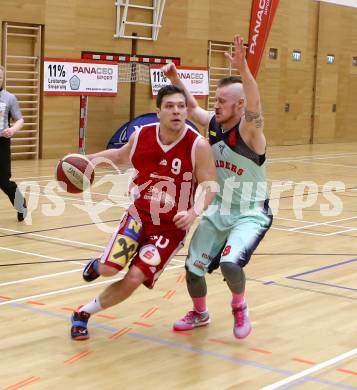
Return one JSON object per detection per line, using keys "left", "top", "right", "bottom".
{"left": 260, "top": 348, "right": 357, "bottom": 390}
{"left": 0, "top": 245, "right": 85, "bottom": 267}
{"left": 0, "top": 277, "right": 121, "bottom": 306}
{"left": 0, "top": 263, "right": 184, "bottom": 306}
{"left": 3, "top": 303, "right": 356, "bottom": 389}
{"left": 24, "top": 179, "right": 357, "bottom": 201}
{"left": 14, "top": 170, "right": 120, "bottom": 181}
{"left": 272, "top": 225, "right": 357, "bottom": 238}
{"left": 288, "top": 277, "right": 357, "bottom": 292}
{"left": 23, "top": 177, "right": 356, "bottom": 198}
{"left": 0, "top": 258, "right": 184, "bottom": 288}
{"left": 289, "top": 216, "right": 357, "bottom": 231}
{"left": 0, "top": 245, "right": 86, "bottom": 287}
{"left": 289, "top": 161, "right": 357, "bottom": 169}
{"left": 323, "top": 227, "right": 357, "bottom": 236}
{"left": 13, "top": 153, "right": 357, "bottom": 182}
{"left": 272, "top": 216, "right": 357, "bottom": 237}
{"left": 0, "top": 241, "right": 185, "bottom": 288}
{"left": 268, "top": 151, "right": 357, "bottom": 162}
{"left": 271, "top": 227, "right": 326, "bottom": 236}
{"left": 274, "top": 216, "right": 321, "bottom": 224}
{"left": 0, "top": 227, "right": 105, "bottom": 249}
{"left": 4, "top": 375, "right": 41, "bottom": 390}
{"left": 287, "top": 258, "right": 357, "bottom": 293}
{"left": 36, "top": 184, "right": 130, "bottom": 199}
{"left": 0, "top": 268, "right": 83, "bottom": 287}
{"left": 21, "top": 189, "right": 127, "bottom": 208}
{"left": 242, "top": 178, "right": 354, "bottom": 193}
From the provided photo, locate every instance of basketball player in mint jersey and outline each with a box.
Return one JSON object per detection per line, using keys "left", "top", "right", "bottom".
{"left": 162, "top": 34, "right": 272, "bottom": 339}
{"left": 70, "top": 85, "right": 217, "bottom": 340}
{"left": 0, "top": 65, "right": 27, "bottom": 221}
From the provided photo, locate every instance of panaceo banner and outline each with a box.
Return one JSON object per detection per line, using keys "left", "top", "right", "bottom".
{"left": 150, "top": 66, "right": 209, "bottom": 97}
{"left": 43, "top": 58, "right": 118, "bottom": 96}
{"left": 247, "top": 0, "right": 280, "bottom": 78}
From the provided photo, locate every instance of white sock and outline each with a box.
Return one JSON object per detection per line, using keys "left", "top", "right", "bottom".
{"left": 80, "top": 297, "right": 103, "bottom": 315}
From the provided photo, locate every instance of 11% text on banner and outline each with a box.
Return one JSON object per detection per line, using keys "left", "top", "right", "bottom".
{"left": 43, "top": 58, "right": 118, "bottom": 96}
{"left": 150, "top": 66, "right": 209, "bottom": 97}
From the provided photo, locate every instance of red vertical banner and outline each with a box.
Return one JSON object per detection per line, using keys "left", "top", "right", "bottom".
{"left": 247, "top": 0, "right": 280, "bottom": 79}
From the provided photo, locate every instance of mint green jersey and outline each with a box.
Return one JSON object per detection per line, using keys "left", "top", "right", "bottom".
{"left": 209, "top": 116, "right": 268, "bottom": 215}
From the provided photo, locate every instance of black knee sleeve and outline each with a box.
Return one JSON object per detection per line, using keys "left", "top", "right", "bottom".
{"left": 186, "top": 270, "right": 207, "bottom": 298}
{"left": 220, "top": 262, "right": 246, "bottom": 294}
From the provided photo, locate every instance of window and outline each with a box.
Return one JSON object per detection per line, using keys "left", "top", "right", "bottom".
{"left": 269, "top": 48, "right": 278, "bottom": 60}
{"left": 292, "top": 50, "right": 301, "bottom": 62}
{"left": 327, "top": 54, "right": 335, "bottom": 64}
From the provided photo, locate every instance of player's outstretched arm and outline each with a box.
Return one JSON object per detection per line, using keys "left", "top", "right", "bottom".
{"left": 87, "top": 131, "right": 135, "bottom": 168}
{"left": 225, "top": 35, "right": 262, "bottom": 118}
{"left": 173, "top": 138, "right": 218, "bottom": 231}
{"left": 161, "top": 63, "right": 211, "bottom": 128}
{"left": 225, "top": 34, "right": 266, "bottom": 153}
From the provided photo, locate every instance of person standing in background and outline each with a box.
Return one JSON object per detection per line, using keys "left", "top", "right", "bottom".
{"left": 0, "top": 65, "right": 27, "bottom": 221}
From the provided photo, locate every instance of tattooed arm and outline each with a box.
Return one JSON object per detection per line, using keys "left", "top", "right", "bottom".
{"left": 244, "top": 109, "right": 264, "bottom": 130}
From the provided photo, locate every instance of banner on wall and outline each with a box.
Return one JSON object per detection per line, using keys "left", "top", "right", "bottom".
{"left": 43, "top": 58, "right": 118, "bottom": 96}
{"left": 247, "top": 0, "right": 280, "bottom": 79}
{"left": 150, "top": 66, "right": 209, "bottom": 97}
{"left": 317, "top": 0, "right": 357, "bottom": 8}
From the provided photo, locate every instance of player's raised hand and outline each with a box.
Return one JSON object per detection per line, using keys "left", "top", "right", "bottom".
{"left": 161, "top": 62, "right": 179, "bottom": 81}
{"left": 224, "top": 34, "right": 247, "bottom": 72}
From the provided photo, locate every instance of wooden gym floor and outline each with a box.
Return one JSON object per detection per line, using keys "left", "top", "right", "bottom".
{"left": 0, "top": 143, "right": 356, "bottom": 390}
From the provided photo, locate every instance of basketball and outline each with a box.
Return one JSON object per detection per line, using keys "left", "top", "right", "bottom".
{"left": 56, "top": 153, "right": 95, "bottom": 193}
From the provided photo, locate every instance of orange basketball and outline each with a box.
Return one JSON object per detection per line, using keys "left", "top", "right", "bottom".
{"left": 56, "top": 153, "right": 95, "bottom": 193}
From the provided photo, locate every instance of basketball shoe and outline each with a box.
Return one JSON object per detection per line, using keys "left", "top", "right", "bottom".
{"left": 17, "top": 199, "right": 27, "bottom": 222}
{"left": 71, "top": 307, "right": 91, "bottom": 340}
{"left": 232, "top": 303, "right": 251, "bottom": 339}
{"left": 173, "top": 310, "right": 210, "bottom": 331}
{"left": 83, "top": 258, "right": 100, "bottom": 282}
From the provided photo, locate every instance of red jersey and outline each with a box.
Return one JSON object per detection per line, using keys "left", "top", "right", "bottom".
{"left": 129, "top": 123, "right": 202, "bottom": 228}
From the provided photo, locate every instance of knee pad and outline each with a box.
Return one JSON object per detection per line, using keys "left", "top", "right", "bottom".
{"left": 186, "top": 269, "right": 207, "bottom": 298}
{"left": 220, "top": 262, "right": 246, "bottom": 294}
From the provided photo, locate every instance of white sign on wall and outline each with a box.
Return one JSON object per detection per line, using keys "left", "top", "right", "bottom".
{"left": 150, "top": 66, "right": 209, "bottom": 97}
{"left": 317, "top": 0, "right": 357, "bottom": 8}
{"left": 44, "top": 58, "right": 118, "bottom": 96}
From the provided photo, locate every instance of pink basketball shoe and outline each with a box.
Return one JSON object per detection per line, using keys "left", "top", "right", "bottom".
{"left": 232, "top": 304, "right": 252, "bottom": 339}
{"left": 173, "top": 310, "right": 210, "bottom": 331}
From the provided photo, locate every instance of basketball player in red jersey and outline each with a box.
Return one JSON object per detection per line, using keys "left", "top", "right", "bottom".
{"left": 71, "top": 85, "right": 217, "bottom": 340}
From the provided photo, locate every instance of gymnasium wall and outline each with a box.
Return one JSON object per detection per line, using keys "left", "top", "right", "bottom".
{"left": 313, "top": 2, "right": 357, "bottom": 143}
{"left": 259, "top": 0, "right": 319, "bottom": 145}
{"left": 1, "top": 0, "right": 357, "bottom": 158}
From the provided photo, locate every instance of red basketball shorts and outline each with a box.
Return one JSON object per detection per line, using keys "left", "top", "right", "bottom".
{"left": 100, "top": 211, "right": 186, "bottom": 288}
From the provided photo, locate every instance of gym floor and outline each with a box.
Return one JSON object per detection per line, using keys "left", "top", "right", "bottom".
{"left": 0, "top": 142, "right": 356, "bottom": 390}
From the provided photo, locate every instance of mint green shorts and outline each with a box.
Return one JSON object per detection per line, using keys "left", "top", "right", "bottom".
{"left": 186, "top": 208, "right": 272, "bottom": 277}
